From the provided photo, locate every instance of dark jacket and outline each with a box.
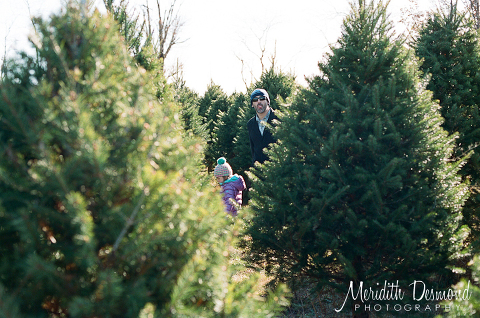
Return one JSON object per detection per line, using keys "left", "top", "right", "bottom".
{"left": 247, "top": 110, "right": 277, "bottom": 165}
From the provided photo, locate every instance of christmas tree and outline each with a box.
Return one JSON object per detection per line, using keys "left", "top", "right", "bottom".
{"left": 414, "top": 3, "right": 480, "bottom": 246}
{"left": 243, "top": 1, "right": 468, "bottom": 317}
{"left": 208, "top": 92, "right": 248, "bottom": 166}
{"left": 0, "top": 2, "right": 287, "bottom": 317}
{"left": 196, "top": 83, "right": 232, "bottom": 171}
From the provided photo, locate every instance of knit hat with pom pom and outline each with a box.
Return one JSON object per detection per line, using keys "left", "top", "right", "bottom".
{"left": 214, "top": 157, "right": 233, "bottom": 177}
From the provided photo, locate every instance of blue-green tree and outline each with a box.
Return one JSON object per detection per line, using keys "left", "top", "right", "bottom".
{"left": 414, "top": 3, "right": 480, "bottom": 247}
{"left": 243, "top": 1, "right": 469, "bottom": 317}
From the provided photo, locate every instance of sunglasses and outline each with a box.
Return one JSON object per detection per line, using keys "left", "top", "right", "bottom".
{"left": 252, "top": 96, "right": 267, "bottom": 102}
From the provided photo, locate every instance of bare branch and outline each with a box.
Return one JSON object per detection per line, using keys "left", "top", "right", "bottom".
{"left": 269, "top": 40, "right": 277, "bottom": 69}
{"left": 399, "top": 0, "right": 427, "bottom": 42}
{"left": 165, "top": 57, "right": 184, "bottom": 81}
{"left": 143, "top": 1, "right": 153, "bottom": 38}
{"left": 1, "top": 23, "right": 14, "bottom": 79}
{"left": 234, "top": 53, "right": 250, "bottom": 92}
{"left": 235, "top": 24, "right": 275, "bottom": 86}
{"left": 463, "top": 0, "right": 480, "bottom": 29}
{"left": 157, "top": 0, "right": 164, "bottom": 58}
{"left": 112, "top": 190, "right": 147, "bottom": 252}
{"left": 154, "top": 0, "right": 184, "bottom": 60}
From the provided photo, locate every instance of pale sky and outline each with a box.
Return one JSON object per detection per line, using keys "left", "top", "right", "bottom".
{"left": 1, "top": 0, "right": 443, "bottom": 94}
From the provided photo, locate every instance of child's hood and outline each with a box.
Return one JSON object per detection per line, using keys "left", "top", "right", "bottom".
{"left": 224, "top": 174, "right": 246, "bottom": 191}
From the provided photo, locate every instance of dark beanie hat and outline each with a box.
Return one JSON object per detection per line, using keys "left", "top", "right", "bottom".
{"left": 250, "top": 88, "right": 270, "bottom": 105}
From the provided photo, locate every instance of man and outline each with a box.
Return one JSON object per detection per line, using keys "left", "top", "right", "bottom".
{"left": 247, "top": 88, "right": 278, "bottom": 165}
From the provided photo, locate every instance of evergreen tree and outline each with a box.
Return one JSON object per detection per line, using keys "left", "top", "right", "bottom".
{"left": 207, "top": 92, "right": 248, "bottom": 166}
{"left": 172, "top": 75, "right": 205, "bottom": 138}
{"left": 243, "top": 1, "right": 468, "bottom": 317}
{"left": 254, "top": 66, "right": 297, "bottom": 109}
{"left": 103, "top": 0, "right": 167, "bottom": 100}
{"left": 414, "top": 3, "right": 480, "bottom": 245}
{"left": 0, "top": 3, "right": 287, "bottom": 317}
{"left": 197, "top": 82, "right": 230, "bottom": 127}
{"left": 231, "top": 104, "right": 255, "bottom": 173}
{"left": 197, "top": 83, "right": 232, "bottom": 170}
{"left": 103, "top": 0, "right": 145, "bottom": 58}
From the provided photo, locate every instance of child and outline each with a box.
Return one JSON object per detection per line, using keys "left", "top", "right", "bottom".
{"left": 213, "top": 157, "right": 246, "bottom": 216}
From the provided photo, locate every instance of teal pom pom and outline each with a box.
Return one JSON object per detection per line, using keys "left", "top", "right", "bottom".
{"left": 217, "top": 157, "right": 226, "bottom": 165}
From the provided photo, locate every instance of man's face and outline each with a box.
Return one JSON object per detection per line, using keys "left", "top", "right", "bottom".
{"left": 252, "top": 96, "right": 269, "bottom": 114}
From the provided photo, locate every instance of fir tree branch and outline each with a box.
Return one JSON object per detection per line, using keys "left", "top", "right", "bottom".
{"left": 112, "top": 189, "right": 147, "bottom": 252}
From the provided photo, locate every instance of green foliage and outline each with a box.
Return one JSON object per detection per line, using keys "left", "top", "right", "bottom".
{"left": 415, "top": 4, "right": 480, "bottom": 132}
{"left": 165, "top": 219, "right": 290, "bottom": 318}
{"left": 198, "top": 83, "right": 233, "bottom": 170}
{"left": 254, "top": 66, "right": 297, "bottom": 111}
{"left": 0, "top": 282, "right": 21, "bottom": 317}
{"left": 441, "top": 255, "right": 480, "bottom": 317}
{"left": 172, "top": 75, "right": 206, "bottom": 139}
{"left": 0, "top": 3, "right": 287, "bottom": 317}
{"left": 198, "top": 82, "right": 231, "bottom": 129}
{"left": 103, "top": 0, "right": 145, "bottom": 58}
{"left": 243, "top": 0, "right": 468, "bottom": 314}
{"left": 414, "top": 3, "right": 480, "bottom": 246}
{"left": 103, "top": 0, "right": 166, "bottom": 99}
{"left": 208, "top": 92, "right": 248, "bottom": 167}
{"left": 230, "top": 102, "right": 255, "bottom": 174}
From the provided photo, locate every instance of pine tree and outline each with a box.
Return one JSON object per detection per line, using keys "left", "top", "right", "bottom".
{"left": 0, "top": 3, "right": 287, "bottom": 317}
{"left": 254, "top": 66, "right": 297, "bottom": 109}
{"left": 103, "top": 0, "right": 167, "bottom": 100}
{"left": 243, "top": 1, "right": 468, "bottom": 317}
{"left": 197, "top": 82, "right": 230, "bottom": 128}
{"left": 414, "top": 3, "right": 480, "bottom": 246}
{"left": 173, "top": 76, "right": 205, "bottom": 139}
{"left": 208, "top": 92, "right": 248, "bottom": 165}
{"left": 197, "top": 83, "right": 232, "bottom": 170}
{"left": 103, "top": 0, "right": 145, "bottom": 59}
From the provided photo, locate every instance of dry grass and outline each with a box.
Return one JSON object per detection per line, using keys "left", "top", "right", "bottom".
{"left": 278, "top": 282, "right": 448, "bottom": 318}
{"left": 231, "top": 235, "right": 448, "bottom": 317}
{"left": 279, "top": 284, "right": 353, "bottom": 318}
